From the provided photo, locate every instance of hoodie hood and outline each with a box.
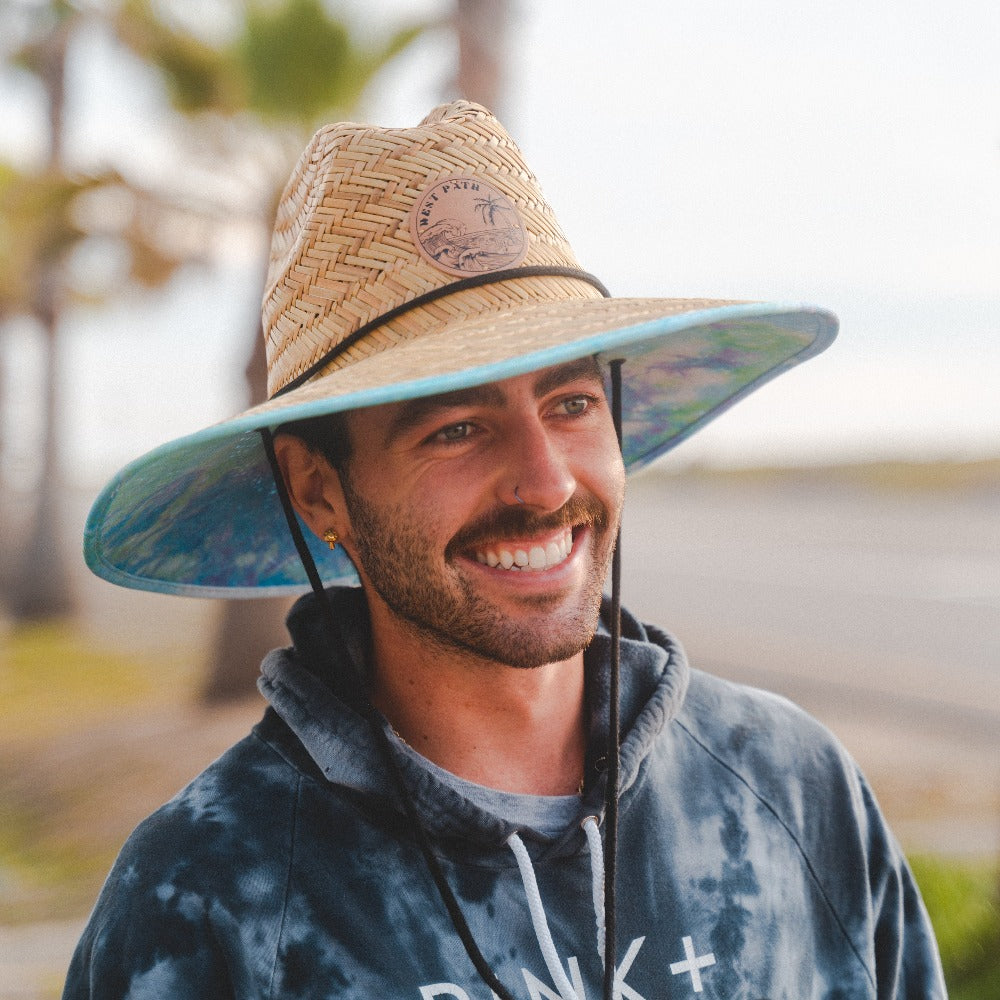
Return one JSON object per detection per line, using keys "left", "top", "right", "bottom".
{"left": 258, "top": 585, "right": 690, "bottom": 852}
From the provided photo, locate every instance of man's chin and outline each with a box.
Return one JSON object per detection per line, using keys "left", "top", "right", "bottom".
{"left": 457, "top": 632, "right": 593, "bottom": 670}
{"left": 425, "top": 601, "right": 602, "bottom": 670}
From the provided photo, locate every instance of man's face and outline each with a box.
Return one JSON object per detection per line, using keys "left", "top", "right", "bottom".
{"left": 335, "top": 357, "right": 626, "bottom": 669}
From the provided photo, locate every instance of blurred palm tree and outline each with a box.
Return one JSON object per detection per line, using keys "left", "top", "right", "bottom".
{"left": 1, "top": 1, "right": 502, "bottom": 700}
{"left": 107, "top": 0, "right": 426, "bottom": 700}
{"left": 0, "top": 0, "right": 190, "bottom": 621}
{"left": 454, "top": 0, "right": 510, "bottom": 117}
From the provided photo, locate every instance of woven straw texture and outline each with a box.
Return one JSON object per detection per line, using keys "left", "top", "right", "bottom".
{"left": 262, "top": 101, "right": 603, "bottom": 397}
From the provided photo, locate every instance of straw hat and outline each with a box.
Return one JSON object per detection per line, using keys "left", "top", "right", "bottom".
{"left": 84, "top": 101, "right": 837, "bottom": 597}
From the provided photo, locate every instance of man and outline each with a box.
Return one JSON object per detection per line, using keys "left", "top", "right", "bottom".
{"left": 67, "top": 102, "right": 944, "bottom": 999}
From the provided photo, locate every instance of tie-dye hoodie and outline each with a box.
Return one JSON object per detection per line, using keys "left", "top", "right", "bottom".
{"left": 63, "top": 588, "right": 945, "bottom": 999}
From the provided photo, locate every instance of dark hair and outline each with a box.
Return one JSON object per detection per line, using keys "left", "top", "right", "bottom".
{"left": 275, "top": 409, "right": 353, "bottom": 472}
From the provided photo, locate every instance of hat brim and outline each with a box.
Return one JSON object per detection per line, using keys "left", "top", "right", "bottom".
{"left": 84, "top": 299, "right": 836, "bottom": 597}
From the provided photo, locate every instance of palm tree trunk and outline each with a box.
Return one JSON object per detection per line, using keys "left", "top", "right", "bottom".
{"left": 8, "top": 16, "right": 74, "bottom": 621}
{"left": 10, "top": 282, "right": 73, "bottom": 619}
{"left": 454, "top": 0, "right": 511, "bottom": 116}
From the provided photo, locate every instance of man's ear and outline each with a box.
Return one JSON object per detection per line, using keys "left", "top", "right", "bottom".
{"left": 271, "top": 434, "right": 350, "bottom": 544}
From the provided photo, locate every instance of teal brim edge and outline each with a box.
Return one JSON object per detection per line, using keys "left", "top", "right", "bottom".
{"left": 84, "top": 302, "right": 837, "bottom": 597}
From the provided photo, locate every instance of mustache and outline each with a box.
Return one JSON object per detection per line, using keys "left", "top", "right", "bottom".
{"left": 446, "top": 493, "right": 609, "bottom": 557}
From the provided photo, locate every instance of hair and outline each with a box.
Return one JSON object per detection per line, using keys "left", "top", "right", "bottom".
{"left": 275, "top": 410, "right": 353, "bottom": 473}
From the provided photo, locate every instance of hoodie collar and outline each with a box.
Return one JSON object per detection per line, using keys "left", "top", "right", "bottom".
{"left": 258, "top": 586, "right": 689, "bottom": 851}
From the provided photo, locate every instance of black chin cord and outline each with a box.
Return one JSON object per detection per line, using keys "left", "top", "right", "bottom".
{"left": 603, "top": 359, "right": 624, "bottom": 1000}
{"left": 260, "top": 429, "right": 336, "bottom": 619}
{"left": 370, "top": 711, "right": 519, "bottom": 1000}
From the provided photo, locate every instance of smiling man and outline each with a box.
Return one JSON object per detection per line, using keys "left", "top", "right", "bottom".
{"left": 67, "top": 103, "right": 945, "bottom": 999}
{"left": 274, "top": 358, "right": 622, "bottom": 799}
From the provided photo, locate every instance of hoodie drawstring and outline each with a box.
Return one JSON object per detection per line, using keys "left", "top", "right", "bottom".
{"left": 507, "top": 831, "right": 584, "bottom": 1000}
{"left": 582, "top": 815, "right": 607, "bottom": 965}
{"left": 506, "top": 814, "right": 606, "bottom": 1000}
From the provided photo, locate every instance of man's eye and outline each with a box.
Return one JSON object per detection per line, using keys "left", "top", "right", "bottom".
{"left": 559, "top": 396, "right": 591, "bottom": 416}
{"left": 435, "top": 422, "right": 473, "bottom": 442}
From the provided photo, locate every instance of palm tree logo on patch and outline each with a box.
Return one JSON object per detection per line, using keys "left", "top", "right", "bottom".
{"left": 410, "top": 177, "right": 528, "bottom": 277}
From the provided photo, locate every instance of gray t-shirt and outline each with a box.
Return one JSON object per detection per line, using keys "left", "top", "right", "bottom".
{"left": 388, "top": 729, "right": 583, "bottom": 837}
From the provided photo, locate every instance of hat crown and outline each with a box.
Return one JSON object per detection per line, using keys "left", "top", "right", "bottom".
{"left": 262, "top": 101, "right": 589, "bottom": 398}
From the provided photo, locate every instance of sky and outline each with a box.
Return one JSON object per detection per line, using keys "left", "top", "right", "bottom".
{"left": 3, "top": 0, "right": 999, "bottom": 485}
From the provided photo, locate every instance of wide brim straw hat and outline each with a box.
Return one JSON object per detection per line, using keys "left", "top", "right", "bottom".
{"left": 85, "top": 101, "right": 837, "bottom": 598}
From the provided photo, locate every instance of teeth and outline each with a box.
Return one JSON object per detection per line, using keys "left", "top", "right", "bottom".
{"left": 475, "top": 529, "right": 574, "bottom": 572}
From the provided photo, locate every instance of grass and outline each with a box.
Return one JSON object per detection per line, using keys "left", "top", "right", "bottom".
{"left": 644, "top": 455, "right": 1000, "bottom": 494}
{"left": 911, "top": 855, "right": 1000, "bottom": 1000}
{"left": 0, "top": 796, "right": 119, "bottom": 923}
{"left": 0, "top": 623, "right": 199, "bottom": 922}
{"left": 0, "top": 622, "right": 195, "bottom": 741}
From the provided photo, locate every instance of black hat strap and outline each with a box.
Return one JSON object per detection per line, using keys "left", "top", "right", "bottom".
{"left": 259, "top": 424, "right": 521, "bottom": 1000}
{"left": 603, "top": 358, "right": 625, "bottom": 1000}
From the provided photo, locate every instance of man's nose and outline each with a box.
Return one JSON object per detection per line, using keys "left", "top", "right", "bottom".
{"left": 499, "top": 420, "right": 576, "bottom": 512}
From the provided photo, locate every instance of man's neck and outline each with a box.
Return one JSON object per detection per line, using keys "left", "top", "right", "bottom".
{"left": 367, "top": 604, "right": 586, "bottom": 797}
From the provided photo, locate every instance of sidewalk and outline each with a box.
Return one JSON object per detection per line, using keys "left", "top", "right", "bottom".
{"left": 1, "top": 920, "right": 85, "bottom": 1000}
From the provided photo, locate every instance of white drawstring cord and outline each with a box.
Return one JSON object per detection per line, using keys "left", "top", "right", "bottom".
{"left": 507, "top": 832, "right": 582, "bottom": 1000}
{"left": 581, "top": 816, "right": 606, "bottom": 966}
{"left": 507, "top": 822, "right": 608, "bottom": 999}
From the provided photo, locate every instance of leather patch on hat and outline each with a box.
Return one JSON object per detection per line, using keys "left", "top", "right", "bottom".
{"left": 410, "top": 177, "right": 528, "bottom": 277}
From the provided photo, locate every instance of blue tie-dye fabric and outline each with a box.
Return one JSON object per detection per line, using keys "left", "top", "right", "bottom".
{"left": 63, "top": 588, "right": 945, "bottom": 999}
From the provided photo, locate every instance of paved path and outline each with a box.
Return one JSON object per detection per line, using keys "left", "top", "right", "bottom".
{"left": 1, "top": 919, "right": 85, "bottom": 1000}
{"left": 621, "top": 469, "right": 1000, "bottom": 854}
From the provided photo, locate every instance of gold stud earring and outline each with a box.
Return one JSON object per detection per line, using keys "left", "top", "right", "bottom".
{"left": 322, "top": 528, "right": 339, "bottom": 550}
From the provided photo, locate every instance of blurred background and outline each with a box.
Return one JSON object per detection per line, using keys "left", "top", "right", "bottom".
{"left": 1, "top": 1, "right": 997, "bottom": 996}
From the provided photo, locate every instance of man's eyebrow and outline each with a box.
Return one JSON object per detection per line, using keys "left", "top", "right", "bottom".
{"left": 384, "top": 383, "right": 506, "bottom": 445}
{"left": 532, "top": 356, "right": 604, "bottom": 397}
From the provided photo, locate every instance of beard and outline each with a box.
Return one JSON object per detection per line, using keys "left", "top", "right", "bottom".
{"left": 340, "top": 477, "right": 619, "bottom": 669}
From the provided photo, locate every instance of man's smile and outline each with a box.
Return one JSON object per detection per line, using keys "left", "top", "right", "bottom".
{"left": 471, "top": 526, "right": 575, "bottom": 571}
